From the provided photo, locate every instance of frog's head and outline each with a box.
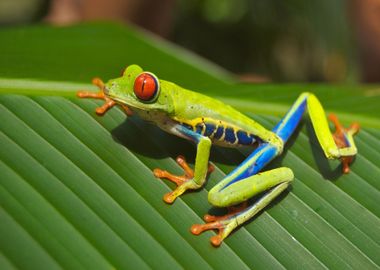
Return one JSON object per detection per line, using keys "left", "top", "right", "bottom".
{"left": 104, "top": 64, "right": 173, "bottom": 114}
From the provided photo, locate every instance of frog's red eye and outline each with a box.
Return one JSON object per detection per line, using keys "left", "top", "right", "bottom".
{"left": 133, "top": 72, "right": 160, "bottom": 102}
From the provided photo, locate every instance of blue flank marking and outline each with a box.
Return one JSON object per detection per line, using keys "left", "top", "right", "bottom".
{"left": 195, "top": 123, "right": 203, "bottom": 134}
{"left": 221, "top": 96, "right": 307, "bottom": 189}
{"left": 224, "top": 128, "right": 236, "bottom": 143}
{"left": 204, "top": 123, "right": 216, "bottom": 136}
{"left": 213, "top": 126, "right": 224, "bottom": 139}
{"left": 237, "top": 130, "right": 254, "bottom": 145}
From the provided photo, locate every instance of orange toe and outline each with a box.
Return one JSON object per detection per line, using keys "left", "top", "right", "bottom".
{"left": 329, "top": 114, "right": 360, "bottom": 174}
{"left": 190, "top": 221, "right": 226, "bottom": 247}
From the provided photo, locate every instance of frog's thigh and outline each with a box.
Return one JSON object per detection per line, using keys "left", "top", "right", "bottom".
{"left": 208, "top": 167, "right": 294, "bottom": 208}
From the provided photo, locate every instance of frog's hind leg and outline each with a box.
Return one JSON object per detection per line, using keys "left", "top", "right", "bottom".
{"left": 328, "top": 114, "right": 360, "bottom": 173}
{"left": 191, "top": 93, "right": 308, "bottom": 246}
{"left": 192, "top": 93, "right": 361, "bottom": 246}
{"left": 304, "top": 93, "right": 359, "bottom": 172}
{"left": 191, "top": 144, "right": 294, "bottom": 246}
{"left": 190, "top": 175, "right": 293, "bottom": 246}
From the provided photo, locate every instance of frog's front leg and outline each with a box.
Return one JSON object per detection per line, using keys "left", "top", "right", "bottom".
{"left": 154, "top": 126, "right": 214, "bottom": 203}
{"left": 77, "top": 78, "right": 133, "bottom": 116}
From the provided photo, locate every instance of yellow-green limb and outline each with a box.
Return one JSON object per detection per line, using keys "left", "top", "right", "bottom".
{"left": 155, "top": 124, "right": 212, "bottom": 203}
{"left": 193, "top": 92, "right": 360, "bottom": 246}
{"left": 307, "top": 93, "right": 358, "bottom": 159}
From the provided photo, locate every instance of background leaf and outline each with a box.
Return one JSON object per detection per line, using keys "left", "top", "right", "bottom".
{"left": 0, "top": 23, "right": 379, "bottom": 269}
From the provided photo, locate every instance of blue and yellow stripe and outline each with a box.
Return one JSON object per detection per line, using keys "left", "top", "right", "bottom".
{"left": 179, "top": 118, "right": 258, "bottom": 146}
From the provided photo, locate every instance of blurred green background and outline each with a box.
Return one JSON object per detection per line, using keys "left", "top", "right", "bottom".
{"left": 1, "top": 0, "right": 379, "bottom": 83}
{"left": 1, "top": 2, "right": 380, "bottom": 268}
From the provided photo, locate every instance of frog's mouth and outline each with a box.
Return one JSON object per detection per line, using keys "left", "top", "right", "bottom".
{"left": 103, "top": 85, "right": 110, "bottom": 96}
{"left": 104, "top": 87, "right": 167, "bottom": 112}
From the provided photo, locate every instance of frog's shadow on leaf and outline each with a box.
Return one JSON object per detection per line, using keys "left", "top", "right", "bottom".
{"left": 110, "top": 113, "right": 345, "bottom": 183}
{"left": 110, "top": 116, "right": 245, "bottom": 166}
{"left": 305, "top": 122, "right": 344, "bottom": 180}
{"left": 200, "top": 120, "right": 302, "bottom": 219}
{"left": 110, "top": 108, "right": 345, "bottom": 241}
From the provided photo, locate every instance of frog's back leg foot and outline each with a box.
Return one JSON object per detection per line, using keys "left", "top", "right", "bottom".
{"left": 192, "top": 202, "right": 249, "bottom": 246}
{"left": 153, "top": 155, "right": 214, "bottom": 204}
{"left": 328, "top": 113, "right": 360, "bottom": 173}
{"left": 191, "top": 169, "right": 293, "bottom": 246}
{"left": 275, "top": 92, "right": 360, "bottom": 172}
{"left": 306, "top": 93, "right": 359, "bottom": 170}
{"left": 191, "top": 93, "right": 304, "bottom": 246}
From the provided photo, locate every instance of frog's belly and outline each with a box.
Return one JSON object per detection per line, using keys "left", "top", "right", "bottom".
{"left": 135, "top": 109, "right": 260, "bottom": 147}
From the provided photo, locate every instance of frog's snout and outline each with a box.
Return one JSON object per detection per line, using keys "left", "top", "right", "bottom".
{"left": 103, "top": 86, "right": 110, "bottom": 96}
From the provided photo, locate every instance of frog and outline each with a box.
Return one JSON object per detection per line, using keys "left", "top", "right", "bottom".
{"left": 77, "top": 64, "right": 359, "bottom": 247}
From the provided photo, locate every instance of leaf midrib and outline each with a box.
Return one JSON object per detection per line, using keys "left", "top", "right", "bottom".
{"left": 1, "top": 78, "right": 379, "bottom": 129}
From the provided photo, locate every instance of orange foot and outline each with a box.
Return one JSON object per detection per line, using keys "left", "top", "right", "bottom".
{"left": 191, "top": 202, "right": 248, "bottom": 247}
{"left": 77, "top": 78, "right": 133, "bottom": 116}
{"left": 153, "top": 155, "right": 214, "bottom": 204}
{"left": 329, "top": 114, "right": 360, "bottom": 174}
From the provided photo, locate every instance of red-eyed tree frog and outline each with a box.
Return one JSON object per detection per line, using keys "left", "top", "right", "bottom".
{"left": 77, "top": 65, "right": 359, "bottom": 247}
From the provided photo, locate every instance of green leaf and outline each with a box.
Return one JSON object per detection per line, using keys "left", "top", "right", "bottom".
{"left": 0, "top": 23, "right": 379, "bottom": 269}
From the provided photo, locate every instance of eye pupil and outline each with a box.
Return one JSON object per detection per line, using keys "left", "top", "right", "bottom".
{"left": 133, "top": 72, "right": 159, "bottom": 101}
